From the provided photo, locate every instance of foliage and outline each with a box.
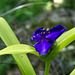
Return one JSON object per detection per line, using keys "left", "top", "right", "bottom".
{"left": 0, "top": 18, "right": 75, "bottom": 75}
{"left": 0, "top": 18, "right": 36, "bottom": 75}
{"left": 0, "top": 0, "right": 75, "bottom": 75}
{"left": 63, "top": 0, "right": 75, "bottom": 9}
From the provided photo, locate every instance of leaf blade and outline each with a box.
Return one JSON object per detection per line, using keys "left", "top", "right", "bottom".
{"left": 47, "top": 27, "right": 75, "bottom": 60}
{"left": 0, "top": 44, "right": 38, "bottom": 56}
{"left": 0, "top": 17, "right": 36, "bottom": 75}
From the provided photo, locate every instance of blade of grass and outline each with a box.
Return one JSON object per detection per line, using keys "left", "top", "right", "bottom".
{"left": 70, "top": 69, "right": 75, "bottom": 75}
{"left": 0, "top": 17, "right": 36, "bottom": 75}
{"left": 0, "top": 2, "right": 47, "bottom": 16}
{"left": 47, "top": 27, "right": 75, "bottom": 61}
{"left": 0, "top": 44, "right": 39, "bottom": 56}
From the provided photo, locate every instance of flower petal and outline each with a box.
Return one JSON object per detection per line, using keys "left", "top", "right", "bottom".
{"left": 31, "top": 33, "right": 42, "bottom": 42}
{"left": 46, "top": 25, "right": 67, "bottom": 42}
{"left": 33, "top": 27, "right": 46, "bottom": 35}
{"left": 34, "top": 39, "right": 54, "bottom": 55}
{"left": 31, "top": 27, "right": 46, "bottom": 42}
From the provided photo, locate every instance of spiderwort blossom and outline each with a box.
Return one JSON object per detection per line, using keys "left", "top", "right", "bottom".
{"left": 31, "top": 25, "right": 66, "bottom": 55}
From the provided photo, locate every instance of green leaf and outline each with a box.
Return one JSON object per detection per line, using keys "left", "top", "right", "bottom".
{"left": 0, "top": 17, "right": 36, "bottom": 75}
{"left": 0, "top": 2, "right": 47, "bottom": 16}
{"left": 39, "top": 27, "right": 75, "bottom": 61}
{"left": 47, "top": 27, "right": 75, "bottom": 60}
{"left": 70, "top": 69, "right": 75, "bottom": 75}
{"left": 0, "top": 44, "right": 39, "bottom": 56}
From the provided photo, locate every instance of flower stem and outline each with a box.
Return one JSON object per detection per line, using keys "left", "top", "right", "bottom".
{"left": 45, "top": 60, "right": 50, "bottom": 75}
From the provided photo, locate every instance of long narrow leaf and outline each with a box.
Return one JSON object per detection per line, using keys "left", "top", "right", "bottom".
{"left": 47, "top": 27, "right": 75, "bottom": 60}
{"left": 0, "top": 18, "right": 36, "bottom": 75}
{"left": 0, "top": 44, "right": 38, "bottom": 55}
{"left": 0, "top": 2, "right": 47, "bottom": 16}
{"left": 70, "top": 69, "right": 75, "bottom": 75}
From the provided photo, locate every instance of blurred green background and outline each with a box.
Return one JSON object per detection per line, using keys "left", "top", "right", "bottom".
{"left": 0, "top": 0, "right": 75, "bottom": 75}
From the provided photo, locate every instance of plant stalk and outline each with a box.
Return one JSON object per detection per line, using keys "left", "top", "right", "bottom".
{"left": 45, "top": 60, "right": 50, "bottom": 75}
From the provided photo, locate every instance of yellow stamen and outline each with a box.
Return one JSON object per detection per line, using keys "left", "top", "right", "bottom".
{"left": 48, "top": 31, "right": 50, "bottom": 33}
{"left": 37, "top": 34, "right": 38, "bottom": 36}
{"left": 42, "top": 28, "right": 45, "bottom": 30}
{"left": 43, "top": 32, "right": 45, "bottom": 34}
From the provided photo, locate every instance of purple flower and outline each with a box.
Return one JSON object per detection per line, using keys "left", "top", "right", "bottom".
{"left": 31, "top": 25, "right": 66, "bottom": 55}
